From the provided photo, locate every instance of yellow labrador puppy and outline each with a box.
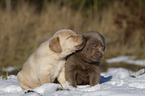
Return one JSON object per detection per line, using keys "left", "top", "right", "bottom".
{"left": 17, "top": 29, "right": 84, "bottom": 90}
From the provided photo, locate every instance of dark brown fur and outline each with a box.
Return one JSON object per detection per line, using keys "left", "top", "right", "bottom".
{"left": 65, "top": 31, "right": 105, "bottom": 87}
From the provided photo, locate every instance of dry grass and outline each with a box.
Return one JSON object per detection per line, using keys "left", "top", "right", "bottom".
{"left": 0, "top": 2, "right": 144, "bottom": 71}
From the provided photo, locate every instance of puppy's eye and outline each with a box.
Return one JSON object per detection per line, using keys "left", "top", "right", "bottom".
{"left": 66, "top": 36, "right": 73, "bottom": 40}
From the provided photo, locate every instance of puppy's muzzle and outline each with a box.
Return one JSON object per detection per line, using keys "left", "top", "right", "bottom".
{"left": 97, "top": 53, "right": 104, "bottom": 61}
{"left": 91, "top": 52, "right": 104, "bottom": 62}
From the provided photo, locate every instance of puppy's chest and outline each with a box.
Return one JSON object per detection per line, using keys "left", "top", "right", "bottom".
{"left": 76, "top": 63, "right": 94, "bottom": 73}
{"left": 50, "top": 60, "right": 65, "bottom": 79}
{"left": 54, "top": 60, "right": 65, "bottom": 70}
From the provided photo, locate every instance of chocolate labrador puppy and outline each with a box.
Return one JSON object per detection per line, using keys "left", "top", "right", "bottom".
{"left": 65, "top": 31, "right": 105, "bottom": 87}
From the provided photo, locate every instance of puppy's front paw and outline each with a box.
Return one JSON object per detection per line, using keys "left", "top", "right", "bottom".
{"left": 70, "top": 82, "right": 77, "bottom": 88}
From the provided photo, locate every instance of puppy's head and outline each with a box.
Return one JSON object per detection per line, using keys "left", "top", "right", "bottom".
{"left": 49, "top": 29, "right": 84, "bottom": 56}
{"left": 81, "top": 31, "right": 105, "bottom": 63}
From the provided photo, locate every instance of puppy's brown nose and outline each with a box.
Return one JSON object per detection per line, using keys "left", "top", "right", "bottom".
{"left": 97, "top": 52, "right": 104, "bottom": 60}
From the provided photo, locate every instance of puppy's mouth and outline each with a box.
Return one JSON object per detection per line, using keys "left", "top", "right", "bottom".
{"left": 82, "top": 56, "right": 103, "bottom": 64}
{"left": 83, "top": 59, "right": 100, "bottom": 65}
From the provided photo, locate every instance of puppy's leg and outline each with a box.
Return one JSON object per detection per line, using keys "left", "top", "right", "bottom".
{"left": 89, "top": 68, "right": 100, "bottom": 86}
{"left": 17, "top": 72, "right": 32, "bottom": 90}
{"left": 40, "top": 74, "right": 51, "bottom": 85}
{"left": 76, "top": 74, "right": 83, "bottom": 85}
{"left": 58, "top": 68, "right": 66, "bottom": 84}
{"left": 89, "top": 72, "right": 100, "bottom": 86}
{"left": 20, "top": 81, "right": 32, "bottom": 90}
{"left": 66, "top": 70, "right": 77, "bottom": 87}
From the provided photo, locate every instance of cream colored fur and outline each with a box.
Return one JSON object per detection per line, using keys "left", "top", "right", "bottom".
{"left": 17, "top": 29, "right": 83, "bottom": 90}
{"left": 57, "top": 67, "right": 66, "bottom": 84}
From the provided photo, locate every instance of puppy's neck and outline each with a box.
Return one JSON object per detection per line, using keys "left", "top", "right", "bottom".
{"left": 75, "top": 51, "right": 100, "bottom": 66}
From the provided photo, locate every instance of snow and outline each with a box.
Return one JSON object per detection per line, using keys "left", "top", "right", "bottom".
{"left": 1, "top": 66, "right": 20, "bottom": 72}
{"left": 106, "top": 56, "right": 145, "bottom": 66}
{"left": 0, "top": 56, "right": 145, "bottom": 96}
{"left": 0, "top": 68, "right": 145, "bottom": 96}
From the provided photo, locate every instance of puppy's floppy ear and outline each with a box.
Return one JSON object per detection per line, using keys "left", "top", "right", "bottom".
{"left": 49, "top": 37, "right": 62, "bottom": 53}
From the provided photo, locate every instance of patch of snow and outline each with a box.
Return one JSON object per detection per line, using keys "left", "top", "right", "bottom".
{"left": 1, "top": 66, "right": 20, "bottom": 72}
{"left": 34, "top": 83, "right": 62, "bottom": 94}
{"left": 106, "top": 56, "right": 145, "bottom": 66}
{"left": 0, "top": 68, "right": 145, "bottom": 96}
{"left": 76, "top": 84, "right": 101, "bottom": 92}
{"left": 3, "top": 85, "right": 22, "bottom": 93}
{"left": 126, "top": 59, "right": 145, "bottom": 66}
{"left": 106, "top": 56, "right": 135, "bottom": 63}
{"left": 128, "top": 82, "right": 145, "bottom": 89}
{"left": 131, "top": 69, "right": 145, "bottom": 77}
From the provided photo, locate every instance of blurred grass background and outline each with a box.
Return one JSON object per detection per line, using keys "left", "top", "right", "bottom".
{"left": 0, "top": 0, "right": 145, "bottom": 75}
